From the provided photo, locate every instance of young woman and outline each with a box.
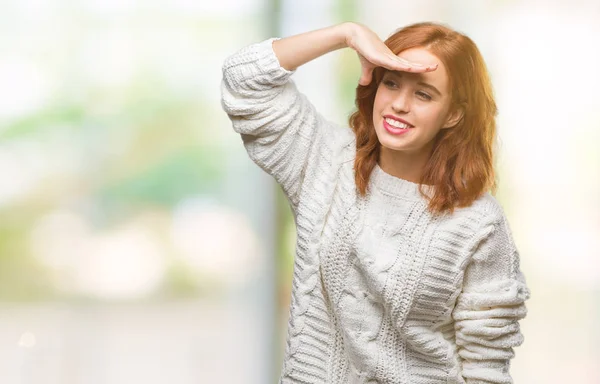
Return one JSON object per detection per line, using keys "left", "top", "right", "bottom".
{"left": 221, "top": 21, "right": 531, "bottom": 384}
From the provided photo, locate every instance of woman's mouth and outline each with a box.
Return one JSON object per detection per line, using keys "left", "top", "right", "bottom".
{"left": 383, "top": 117, "right": 413, "bottom": 135}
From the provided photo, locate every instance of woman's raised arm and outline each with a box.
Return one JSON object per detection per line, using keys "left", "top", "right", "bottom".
{"left": 271, "top": 24, "right": 349, "bottom": 71}
{"left": 220, "top": 22, "right": 437, "bottom": 213}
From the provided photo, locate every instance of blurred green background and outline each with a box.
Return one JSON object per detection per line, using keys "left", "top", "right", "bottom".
{"left": 0, "top": 0, "right": 599, "bottom": 383}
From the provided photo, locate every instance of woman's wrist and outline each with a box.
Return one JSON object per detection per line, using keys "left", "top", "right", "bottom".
{"left": 272, "top": 23, "right": 355, "bottom": 70}
{"left": 338, "top": 21, "right": 358, "bottom": 48}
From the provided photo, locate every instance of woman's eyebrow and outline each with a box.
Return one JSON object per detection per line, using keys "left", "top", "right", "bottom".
{"left": 388, "top": 70, "right": 442, "bottom": 96}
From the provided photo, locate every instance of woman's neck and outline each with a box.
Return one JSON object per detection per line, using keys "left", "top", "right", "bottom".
{"left": 378, "top": 145, "right": 432, "bottom": 185}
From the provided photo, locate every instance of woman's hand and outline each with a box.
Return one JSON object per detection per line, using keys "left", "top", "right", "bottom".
{"left": 344, "top": 22, "right": 438, "bottom": 86}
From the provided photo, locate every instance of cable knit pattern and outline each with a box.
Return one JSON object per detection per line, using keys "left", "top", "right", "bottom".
{"left": 221, "top": 37, "right": 531, "bottom": 384}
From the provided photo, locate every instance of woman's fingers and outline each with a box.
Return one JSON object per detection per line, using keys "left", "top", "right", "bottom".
{"left": 350, "top": 24, "right": 439, "bottom": 85}
{"left": 388, "top": 55, "right": 437, "bottom": 72}
{"left": 388, "top": 54, "right": 423, "bottom": 66}
{"left": 369, "top": 51, "right": 437, "bottom": 73}
{"left": 348, "top": 25, "right": 437, "bottom": 77}
{"left": 357, "top": 53, "right": 438, "bottom": 86}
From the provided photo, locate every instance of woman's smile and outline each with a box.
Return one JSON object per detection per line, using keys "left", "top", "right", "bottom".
{"left": 383, "top": 117, "right": 412, "bottom": 135}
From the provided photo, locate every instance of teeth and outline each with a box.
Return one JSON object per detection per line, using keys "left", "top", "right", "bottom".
{"left": 385, "top": 117, "right": 411, "bottom": 129}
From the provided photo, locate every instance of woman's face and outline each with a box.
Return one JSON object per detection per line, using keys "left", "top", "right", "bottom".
{"left": 372, "top": 47, "right": 461, "bottom": 156}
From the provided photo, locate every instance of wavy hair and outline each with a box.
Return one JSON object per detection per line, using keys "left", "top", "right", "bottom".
{"left": 349, "top": 22, "right": 498, "bottom": 217}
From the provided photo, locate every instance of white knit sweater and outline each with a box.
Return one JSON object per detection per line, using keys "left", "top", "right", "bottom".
{"left": 221, "top": 37, "right": 531, "bottom": 384}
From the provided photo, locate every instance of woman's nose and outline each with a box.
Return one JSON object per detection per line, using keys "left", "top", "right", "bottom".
{"left": 391, "top": 91, "right": 411, "bottom": 113}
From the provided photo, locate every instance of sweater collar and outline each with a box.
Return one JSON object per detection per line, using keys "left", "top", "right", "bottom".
{"left": 370, "top": 163, "right": 435, "bottom": 201}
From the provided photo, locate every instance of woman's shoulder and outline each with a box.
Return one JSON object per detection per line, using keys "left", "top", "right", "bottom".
{"left": 447, "top": 189, "right": 504, "bottom": 217}
{"left": 434, "top": 192, "right": 507, "bottom": 236}
{"left": 466, "top": 191, "right": 505, "bottom": 217}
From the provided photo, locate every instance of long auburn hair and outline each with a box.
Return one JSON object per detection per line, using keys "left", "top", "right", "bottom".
{"left": 349, "top": 22, "right": 498, "bottom": 217}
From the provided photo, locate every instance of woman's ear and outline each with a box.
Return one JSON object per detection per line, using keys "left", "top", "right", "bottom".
{"left": 442, "top": 106, "right": 464, "bottom": 129}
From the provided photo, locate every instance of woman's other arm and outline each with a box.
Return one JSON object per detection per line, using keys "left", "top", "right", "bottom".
{"left": 452, "top": 211, "right": 532, "bottom": 384}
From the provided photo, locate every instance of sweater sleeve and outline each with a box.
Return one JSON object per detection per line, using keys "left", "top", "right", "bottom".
{"left": 452, "top": 212, "right": 532, "bottom": 384}
{"left": 220, "top": 37, "right": 346, "bottom": 212}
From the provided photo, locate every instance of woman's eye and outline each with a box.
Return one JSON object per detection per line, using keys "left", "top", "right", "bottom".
{"left": 417, "top": 91, "right": 432, "bottom": 101}
{"left": 383, "top": 80, "right": 431, "bottom": 101}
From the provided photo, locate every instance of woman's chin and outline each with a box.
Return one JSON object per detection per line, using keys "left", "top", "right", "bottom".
{"left": 382, "top": 144, "right": 406, "bottom": 152}
{"left": 378, "top": 137, "right": 408, "bottom": 152}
